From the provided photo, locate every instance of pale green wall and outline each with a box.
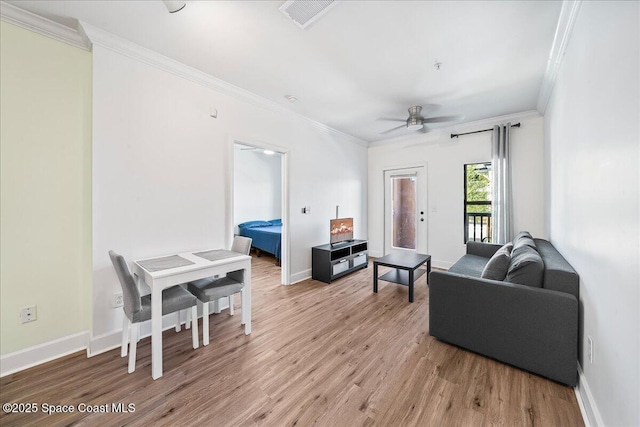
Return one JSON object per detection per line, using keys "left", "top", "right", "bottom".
{"left": 0, "top": 22, "right": 92, "bottom": 354}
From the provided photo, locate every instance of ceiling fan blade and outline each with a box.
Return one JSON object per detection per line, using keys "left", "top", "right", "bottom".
{"left": 377, "top": 117, "right": 407, "bottom": 122}
{"left": 380, "top": 124, "right": 406, "bottom": 135}
{"left": 422, "top": 115, "right": 464, "bottom": 124}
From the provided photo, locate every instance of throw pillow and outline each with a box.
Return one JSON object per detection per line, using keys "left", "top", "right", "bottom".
{"left": 481, "top": 243, "right": 513, "bottom": 281}
{"left": 505, "top": 245, "right": 544, "bottom": 287}
{"left": 513, "top": 231, "right": 533, "bottom": 241}
{"left": 238, "top": 220, "right": 271, "bottom": 229}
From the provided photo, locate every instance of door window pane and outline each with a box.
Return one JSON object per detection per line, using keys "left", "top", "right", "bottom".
{"left": 392, "top": 176, "right": 416, "bottom": 249}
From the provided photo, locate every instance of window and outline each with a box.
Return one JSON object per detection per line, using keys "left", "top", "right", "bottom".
{"left": 464, "top": 162, "right": 492, "bottom": 243}
{"left": 391, "top": 175, "right": 417, "bottom": 250}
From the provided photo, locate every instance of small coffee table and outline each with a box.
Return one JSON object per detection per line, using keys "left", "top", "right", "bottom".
{"left": 373, "top": 252, "right": 431, "bottom": 302}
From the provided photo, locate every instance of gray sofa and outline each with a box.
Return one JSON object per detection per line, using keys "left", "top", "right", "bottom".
{"left": 429, "top": 233, "right": 579, "bottom": 386}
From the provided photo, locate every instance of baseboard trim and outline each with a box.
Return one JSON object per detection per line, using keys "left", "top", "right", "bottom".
{"left": 575, "top": 363, "right": 604, "bottom": 427}
{"left": 575, "top": 383, "right": 591, "bottom": 427}
{"left": 88, "top": 330, "right": 122, "bottom": 357}
{"left": 0, "top": 331, "right": 89, "bottom": 377}
{"left": 88, "top": 305, "right": 231, "bottom": 356}
{"left": 290, "top": 269, "right": 312, "bottom": 285}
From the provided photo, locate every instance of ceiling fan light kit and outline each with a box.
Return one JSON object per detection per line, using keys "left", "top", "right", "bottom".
{"left": 406, "top": 119, "right": 424, "bottom": 131}
{"left": 407, "top": 106, "right": 425, "bottom": 130}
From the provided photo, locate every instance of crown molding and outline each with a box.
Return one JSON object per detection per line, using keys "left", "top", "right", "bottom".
{"left": 0, "top": 3, "right": 366, "bottom": 148}
{"left": 369, "top": 110, "right": 541, "bottom": 148}
{"left": 0, "top": 1, "right": 89, "bottom": 50}
{"left": 78, "top": 21, "right": 368, "bottom": 148}
{"left": 536, "top": 0, "right": 582, "bottom": 114}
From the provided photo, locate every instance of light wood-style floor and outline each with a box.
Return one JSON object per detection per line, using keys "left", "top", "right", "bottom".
{"left": 0, "top": 253, "right": 584, "bottom": 426}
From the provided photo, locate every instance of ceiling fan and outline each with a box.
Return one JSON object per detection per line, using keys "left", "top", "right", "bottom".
{"left": 379, "top": 106, "right": 462, "bottom": 135}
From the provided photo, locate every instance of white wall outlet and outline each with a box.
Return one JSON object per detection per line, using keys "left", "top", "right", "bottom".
{"left": 113, "top": 292, "right": 124, "bottom": 308}
{"left": 588, "top": 335, "right": 594, "bottom": 363}
{"left": 20, "top": 306, "right": 37, "bottom": 323}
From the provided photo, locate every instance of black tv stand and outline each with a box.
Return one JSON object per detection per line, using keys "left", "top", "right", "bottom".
{"left": 330, "top": 240, "right": 354, "bottom": 248}
{"left": 312, "top": 240, "right": 368, "bottom": 284}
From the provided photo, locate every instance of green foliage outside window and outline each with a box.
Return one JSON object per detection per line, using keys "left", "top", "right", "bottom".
{"left": 465, "top": 163, "right": 491, "bottom": 213}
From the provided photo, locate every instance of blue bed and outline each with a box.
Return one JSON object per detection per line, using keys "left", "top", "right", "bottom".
{"left": 237, "top": 219, "right": 282, "bottom": 263}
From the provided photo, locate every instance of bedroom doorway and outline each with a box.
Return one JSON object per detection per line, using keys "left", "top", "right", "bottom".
{"left": 383, "top": 166, "right": 427, "bottom": 255}
{"left": 230, "top": 140, "right": 289, "bottom": 285}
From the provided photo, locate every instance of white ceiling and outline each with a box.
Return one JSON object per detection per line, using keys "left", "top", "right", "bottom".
{"left": 6, "top": 0, "right": 562, "bottom": 143}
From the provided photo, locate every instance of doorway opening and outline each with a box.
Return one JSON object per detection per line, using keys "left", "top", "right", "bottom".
{"left": 230, "top": 140, "right": 289, "bottom": 285}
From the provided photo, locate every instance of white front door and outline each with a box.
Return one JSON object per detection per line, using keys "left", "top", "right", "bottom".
{"left": 384, "top": 167, "right": 427, "bottom": 255}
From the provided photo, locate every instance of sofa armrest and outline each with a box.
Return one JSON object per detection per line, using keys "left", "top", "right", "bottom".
{"left": 429, "top": 270, "right": 578, "bottom": 386}
{"left": 466, "top": 241, "right": 502, "bottom": 258}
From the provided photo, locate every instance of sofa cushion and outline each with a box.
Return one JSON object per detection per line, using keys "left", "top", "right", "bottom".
{"left": 481, "top": 243, "right": 513, "bottom": 280}
{"left": 512, "top": 231, "right": 537, "bottom": 253}
{"left": 535, "top": 239, "right": 580, "bottom": 298}
{"left": 505, "top": 245, "right": 544, "bottom": 287}
{"left": 449, "top": 254, "right": 488, "bottom": 278}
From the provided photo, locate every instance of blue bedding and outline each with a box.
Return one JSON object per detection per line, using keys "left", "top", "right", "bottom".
{"left": 238, "top": 221, "right": 281, "bottom": 260}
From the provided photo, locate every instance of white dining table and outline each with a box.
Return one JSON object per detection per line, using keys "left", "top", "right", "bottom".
{"left": 132, "top": 249, "right": 252, "bottom": 379}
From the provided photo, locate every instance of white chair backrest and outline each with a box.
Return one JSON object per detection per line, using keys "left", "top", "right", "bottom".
{"left": 231, "top": 236, "right": 252, "bottom": 255}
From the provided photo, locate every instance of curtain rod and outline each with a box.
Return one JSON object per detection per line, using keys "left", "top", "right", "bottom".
{"left": 450, "top": 122, "right": 521, "bottom": 139}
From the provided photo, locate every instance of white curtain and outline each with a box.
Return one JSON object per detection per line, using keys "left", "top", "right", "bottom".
{"left": 491, "top": 123, "right": 513, "bottom": 244}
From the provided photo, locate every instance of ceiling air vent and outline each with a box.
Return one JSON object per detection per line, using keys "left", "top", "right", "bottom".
{"left": 279, "top": 0, "right": 340, "bottom": 29}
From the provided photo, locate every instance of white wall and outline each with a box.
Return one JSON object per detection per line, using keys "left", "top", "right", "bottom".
{"left": 90, "top": 35, "right": 367, "bottom": 343}
{"left": 234, "top": 147, "right": 282, "bottom": 228}
{"left": 368, "top": 115, "right": 544, "bottom": 266}
{"left": 543, "top": 2, "right": 639, "bottom": 426}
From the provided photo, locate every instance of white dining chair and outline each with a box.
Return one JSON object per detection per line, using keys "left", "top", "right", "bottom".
{"left": 109, "top": 250, "right": 199, "bottom": 373}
